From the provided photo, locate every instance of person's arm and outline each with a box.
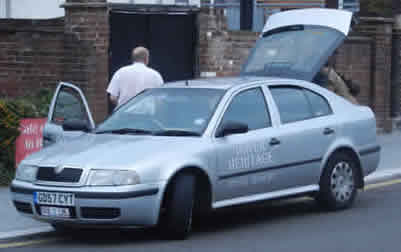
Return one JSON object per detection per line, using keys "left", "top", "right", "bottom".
{"left": 106, "top": 70, "right": 121, "bottom": 106}
{"left": 109, "top": 95, "right": 118, "bottom": 105}
{"left": 156, "top": 72, "right": 164, "bottom": 86}
{"left": 328, "top": 68, "right": 358, "bottom": 104}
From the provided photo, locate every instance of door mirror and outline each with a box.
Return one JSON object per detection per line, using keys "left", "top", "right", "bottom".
{"left": 216, "top": 121, "right": 249, "bottom": 138}
{"left": 62, "top": 119, "right": 90, "bottom": 132}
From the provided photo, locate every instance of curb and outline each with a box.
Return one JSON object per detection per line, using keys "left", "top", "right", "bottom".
{"left": 365, "top": 168, "right": 401, "bottom": 185}
{"left": 0, "top": 226, "right": 54, "bottom": 241}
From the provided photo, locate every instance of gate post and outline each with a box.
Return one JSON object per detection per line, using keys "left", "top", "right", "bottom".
{"left": 372, "top": 19, "right": 394, "bottom": 132}
{"left": 62, "top": 0, "right": 110, "bottom": 123}
{"left": 391, "top": 0, "right": 401, "bottom": 122}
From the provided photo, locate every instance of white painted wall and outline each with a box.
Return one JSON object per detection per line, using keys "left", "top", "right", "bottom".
{"left": 0, "top": 0, "right": 200, "bottom": 19}
{"left": 9, "top": 0, "right": 64, "bottom": 19}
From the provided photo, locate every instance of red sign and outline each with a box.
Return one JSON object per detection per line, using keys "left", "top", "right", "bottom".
{"left": 15, "top": 118, "right": 47, "bottom": 167}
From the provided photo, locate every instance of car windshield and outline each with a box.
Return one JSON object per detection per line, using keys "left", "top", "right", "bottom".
{"left": 241, "top": 25, "right": 344, "bottom": 81}
{"left": 95, "top": 88, "right": 225, "bottom": 136}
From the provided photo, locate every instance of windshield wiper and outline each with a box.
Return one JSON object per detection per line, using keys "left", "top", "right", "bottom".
{"left": 95, "top": 128, "right": 153, "bottom": 135}
{"left": 154, "top": 130, "right": 201, "bottom": 137}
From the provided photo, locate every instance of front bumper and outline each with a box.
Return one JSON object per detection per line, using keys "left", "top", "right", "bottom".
{"left": 10, "top": 180, "right": 167, "bottom": 227}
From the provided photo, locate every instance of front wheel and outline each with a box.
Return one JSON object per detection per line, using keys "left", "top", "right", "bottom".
{"left": 160, "top": 173, "right": 195, "bottom": 240}
{"left": 316, "top": 152, "right": 358, "bottom": 210}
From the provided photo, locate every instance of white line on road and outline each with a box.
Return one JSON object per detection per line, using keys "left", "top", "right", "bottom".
{"left": 0, "top": 238, "right": 58, "bottom": 249}
{"left": 365, "top": 168, "right": 401, "bottom": 184}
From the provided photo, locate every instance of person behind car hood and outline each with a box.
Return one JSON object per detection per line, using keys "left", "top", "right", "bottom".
{"left": 107, "top": 46, "right": 164, "bottom": 109}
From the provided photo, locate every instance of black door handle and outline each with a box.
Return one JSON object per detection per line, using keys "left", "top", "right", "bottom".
{"left": 269, "top": 138, "right": 281, "bottom": 146}
{"left": 323, "top": 128, "right": 335, "bottom": 135}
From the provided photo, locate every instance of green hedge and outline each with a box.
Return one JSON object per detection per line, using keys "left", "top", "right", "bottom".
{"left": 0, "top": 89, "right": 53, "bottom": 186}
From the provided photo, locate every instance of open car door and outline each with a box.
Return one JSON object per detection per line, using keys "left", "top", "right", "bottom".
{"left": 240, "top": 8, "right": 353, "bottom": 82}
{"left": 42, "top": 82, "right": 95, "bottom": 147}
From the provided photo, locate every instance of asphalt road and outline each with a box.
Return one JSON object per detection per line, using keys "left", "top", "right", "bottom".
{"left": 2, "top": 181, "right": 401, "bottom": 251}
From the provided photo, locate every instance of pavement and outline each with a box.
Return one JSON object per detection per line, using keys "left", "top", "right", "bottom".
{"left": 0, "top": 130, "right": 400, "bottom": 240}
{"left": 0, "top": 187, "right": 53, "bottom": 240}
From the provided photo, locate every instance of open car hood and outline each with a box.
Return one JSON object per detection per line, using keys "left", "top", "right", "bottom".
{"left": 240, "top": 8, "right": 353, "bottom": 82}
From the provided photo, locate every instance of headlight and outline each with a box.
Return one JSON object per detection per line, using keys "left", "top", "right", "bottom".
{"left": 88, "top": 170, "right": 140, "bottom": 186}
{"left": 15, "top": 164, "right": 38, "bottom": 182}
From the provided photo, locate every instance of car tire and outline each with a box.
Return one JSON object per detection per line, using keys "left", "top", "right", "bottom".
{"left": 316, "top": 152, "right": 358, "bottom": 211}
{"left": 161, "top": 173, "right": 195, "bottom": 240}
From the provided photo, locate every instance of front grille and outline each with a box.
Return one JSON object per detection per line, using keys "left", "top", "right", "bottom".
{"left": 36, "top": 167, "right": 83, "bottom": 183}
{"left": 81, "top": 207, "right": 121, "bottom": 219}
{"left": 13, "top": 201, "right": 33, "bottom": 214}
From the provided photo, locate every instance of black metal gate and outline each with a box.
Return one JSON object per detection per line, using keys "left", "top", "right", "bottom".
{"left": 109, "top": 6, "right": 198, "bottom": 83}
{"left": 108, "top": 5, "right": 198, "bottom": 112}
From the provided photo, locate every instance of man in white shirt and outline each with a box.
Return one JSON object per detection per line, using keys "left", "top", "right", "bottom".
{"left": 107, "top": 46, "right": 164, "bottom": 108}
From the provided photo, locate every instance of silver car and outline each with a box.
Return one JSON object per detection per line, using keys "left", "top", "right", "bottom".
{"left": 10, "top": 8, "right": 380, "bottom": 239}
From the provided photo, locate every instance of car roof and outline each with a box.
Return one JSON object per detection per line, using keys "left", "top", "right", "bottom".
{"left": 162, "top": 76, "right": 286, "bottom": 90}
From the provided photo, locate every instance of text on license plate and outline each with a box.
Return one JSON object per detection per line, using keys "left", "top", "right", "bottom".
{"left": 34, "top": 192, "right": 75, "bottom": 206}
{"left": 40, "top": 206, "right": 71, "bottom": 218}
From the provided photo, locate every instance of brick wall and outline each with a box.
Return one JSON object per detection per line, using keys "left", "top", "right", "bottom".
{"left": 198, "top": 8, "right": 259, "bottom": 77}
{"left": 342, "top": 17, "right": 394, "bottom": 132}
{"left": 0, "top": 0, "right": 109, "bottom": 123}
{"left": 63, "top": 0, "right": 109, "bottom": 122}
{"left": 0, "top": 19, "right": 64, "bottom": 97}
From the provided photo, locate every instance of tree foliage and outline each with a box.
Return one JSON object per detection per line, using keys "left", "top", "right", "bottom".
{"left": 0, "top": 88, "right": 53, "bottom": 185}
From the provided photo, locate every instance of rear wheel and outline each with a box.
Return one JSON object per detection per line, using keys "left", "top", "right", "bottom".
{"left": 160, "top": 173, "right": 195, "bottom": 240}
{"left": 316, "top": 152, "right": 358, "bottom": 210}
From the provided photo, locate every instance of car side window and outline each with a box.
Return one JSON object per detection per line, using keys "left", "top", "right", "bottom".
{"left": 219, "top": 88, "right": 271, "bottom": 131}
{"left": 52, "top": 86, "right": 89, "bottom": 126}
{"left": 304, "top": 89, "right": 332, "bottom": 117}
{"left": 269, "top": 87, "right": 312, "bottom": 124}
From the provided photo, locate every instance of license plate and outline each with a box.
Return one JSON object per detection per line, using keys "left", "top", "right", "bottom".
{"left": 40, "top": 206, "right": 70, "bottom": 218}
{"left": 34, "top": 192, "right": 75, "bottom": 206}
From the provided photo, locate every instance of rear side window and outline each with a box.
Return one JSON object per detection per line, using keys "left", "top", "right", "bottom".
{"left": 304, "top": 89, "right": 332, "bottom": 117}
{"left": 270, "top": 87, "right": 312, "bottom": 124}
{"left": 270, "top": 86, "right": 332, "bottom": 124}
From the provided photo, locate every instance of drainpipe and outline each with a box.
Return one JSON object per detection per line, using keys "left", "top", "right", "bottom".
{"left": 391, "top": 0, "right": 401, "bottom": 117}
{"left": 5, "top": 0, "right": 11, "bottom": 18}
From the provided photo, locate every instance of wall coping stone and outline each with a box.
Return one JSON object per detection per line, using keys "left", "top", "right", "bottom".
{"left": 108, "top": 3, "right": 200, "bottom": 13}
{"left": 61, "top": 2, "right": 108, "bottom": 8}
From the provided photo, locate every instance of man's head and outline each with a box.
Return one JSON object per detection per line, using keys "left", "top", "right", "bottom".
{"left": 132, "top": 46, "right": 149, "bottom": 65}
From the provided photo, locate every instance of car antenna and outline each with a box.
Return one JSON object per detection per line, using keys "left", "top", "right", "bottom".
{"left": 185, "top": 80, "right": 189, "bottom": 86}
